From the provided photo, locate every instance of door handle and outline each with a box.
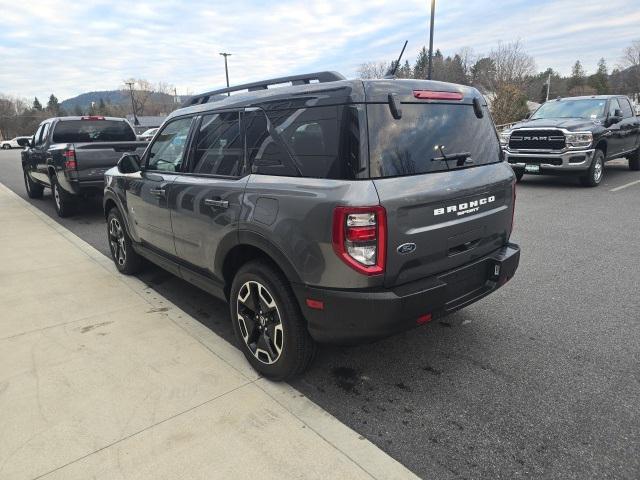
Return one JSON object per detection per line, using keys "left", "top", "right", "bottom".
{"left": 149, "top": 188, "right": 166, "bottom": 197}
{"left": 204, "top": 198, "right": 229, "bottom": 209}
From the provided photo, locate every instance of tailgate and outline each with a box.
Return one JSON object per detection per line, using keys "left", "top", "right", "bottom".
{"left": 375, "top": 163, "right": 514, "bottom": 287}
{"left": 74, "top": 142, "right": 147, "bottom": 181}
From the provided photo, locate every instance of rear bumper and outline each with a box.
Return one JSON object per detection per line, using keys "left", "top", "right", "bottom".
{"left": 294, "top": 243, "right": 520, "bottom": 344}
{"left": 505, "top": 148, "right": 594, "bottom": 174}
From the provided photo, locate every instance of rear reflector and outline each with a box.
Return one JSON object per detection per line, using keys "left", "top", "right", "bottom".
{"left": 413, "top": 90, "right": 463, "bottom": 100}
{"left": 417, "top": 313, "right": 432, "bottom": 325}
{"left": 305, "top": 298, "right": 324, "bottom": 310}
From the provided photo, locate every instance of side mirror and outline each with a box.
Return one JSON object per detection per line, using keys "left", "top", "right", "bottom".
{"left": 16, "top": 138, "right": 31, "bottom": 147}
{"left": 614, "top": 108, "right": 622, "bottom": 118}
{"left": 117, "top": 153, "right": 141, "bottom": 174}
{"left": 606, "top": 115, "right": 622, "bottom": 127}
{"left": 525, "top": 111, "right": 532, "bottom": 119}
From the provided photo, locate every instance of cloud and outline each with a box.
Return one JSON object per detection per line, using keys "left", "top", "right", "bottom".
{"left": 0, "top": 0, "right": 639, "bottom": 101}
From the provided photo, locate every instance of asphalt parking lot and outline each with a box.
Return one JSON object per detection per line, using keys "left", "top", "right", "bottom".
{"left": 1, "top": 149, "right": 639, "bottom": 479}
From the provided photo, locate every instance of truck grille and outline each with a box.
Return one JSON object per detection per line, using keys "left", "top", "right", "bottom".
{"left": 508, "top": 129, "right": 565, "bottom": 151}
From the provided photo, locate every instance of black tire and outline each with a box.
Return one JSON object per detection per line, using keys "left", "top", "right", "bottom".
{"left": 107, "top": 207, "right": 142, "bottom": 275}
{"left": 23, "top": 170, "right": 44, "bottom": 199}
{"left": 230, "top": 260, "right": 316, "bottom": 380}
{"left": 629, "top": 147, "right": 640, "bottom": 171}
{"left": 2, "top": 144, "right": 10, "bottom": 150}
{"left": 580, "top": 150, "right": 605, "bottom": 187}
{"left": 51, "top": 176, "right": 76, "bottom": 217}
{"left": 514, "top": 169, "right": 525, "bottom": 182}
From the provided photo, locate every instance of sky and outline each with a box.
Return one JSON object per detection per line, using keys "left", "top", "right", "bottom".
{"left": 1, "top": 0, "right": 639, "bottom": 102}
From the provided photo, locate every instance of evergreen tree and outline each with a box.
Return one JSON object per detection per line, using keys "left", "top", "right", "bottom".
{"left": 73, "top": 105, "right": 83, "bottom": 116}
{"left": 46, "top": 94, "right": 61, "bottom": 115}
{"left": 98, "top": 98, "right": 107, "bottom": 115}
{"left": 32, "top": 97, "right": 43, "bottom": 111}
{"left": 567, "top": 60, "right": 586, "bottom": 91}
{"left": 588, "top": 58, "right": 609, "bottom": 94}
{"left": 413, "top": 47, "right": 429, "bottom": 79}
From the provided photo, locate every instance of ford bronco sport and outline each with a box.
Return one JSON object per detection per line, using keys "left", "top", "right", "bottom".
{"left": 103, "top": 71, "right": 520, "bottom": 380}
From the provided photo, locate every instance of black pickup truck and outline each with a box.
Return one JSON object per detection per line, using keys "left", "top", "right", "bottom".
{"left": 500, "top": 95, "right": 640, "bottom": 187}
{"left": 21, "top": 116, "right": 148, "bottom": 216}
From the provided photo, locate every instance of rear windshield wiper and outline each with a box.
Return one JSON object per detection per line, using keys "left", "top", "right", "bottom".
{"left": 431, "top": 145, "right": 472, "bottom": 169}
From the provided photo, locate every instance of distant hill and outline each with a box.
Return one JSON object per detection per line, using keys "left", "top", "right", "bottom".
{"left": 60, "top": 90, "right": 175, "bottom": 112}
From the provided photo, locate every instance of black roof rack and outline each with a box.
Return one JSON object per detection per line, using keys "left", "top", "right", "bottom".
{"left": 183, "top": 71, "right": 345, "bottom": 107}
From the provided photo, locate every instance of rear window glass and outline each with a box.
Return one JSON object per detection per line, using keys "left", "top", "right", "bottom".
{"left": 367, "top": 103, "right": 501, "bottom": 178}
{"left": 51, "top": 120, "right": 136, "bottom": 143}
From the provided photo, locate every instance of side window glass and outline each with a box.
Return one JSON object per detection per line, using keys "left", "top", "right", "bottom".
{"left": 147, "top": 117, "right": 193, "bottom": 172}
{"left": 33, "top": 125, "right": 44, "bottom": 146}
{"left": 620, "top": 99, "right": 633, "bottom": 118}
{"left": 609, "top": 99, "right": 621, "bottom": 117}
{"left": 245, "top": 110, "right": 297, "bottom": 175}
{"left": 192, "top": 112, "right": 242, "bottom": 176}
{"left": 39, "top": 124, "right": 50, "bottom": 145}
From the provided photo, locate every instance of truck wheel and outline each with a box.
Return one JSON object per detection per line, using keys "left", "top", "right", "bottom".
{"left": 51, "top": 176, "right": 76, "bottom": 217}
{"left": 230, "top": 260, "right": 316, "bottom": 381}
{"left": 514, "top": 169, "right": 524, "bottom": 182}
{"left": 629, "top": 148, "right": 640, "bottom": 171}
{"left": 24, "top": 170, "right": 44, "bottom": 199}
{"left": 107, "top": 208, "right": 142, "bottom": 274}
{"left": 580, "top": 150, "right": 604, "bottom": 187}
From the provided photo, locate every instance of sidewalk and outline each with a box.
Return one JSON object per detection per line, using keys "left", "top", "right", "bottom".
{"left": 0, "top": 183, "right": 418, "bottom": 480}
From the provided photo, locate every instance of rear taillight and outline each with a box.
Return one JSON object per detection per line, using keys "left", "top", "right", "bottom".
{"left": 413, "top": 90, "right": 463, "bottom": 100}
{"left": 63, "top": 148, "right": 77, "bottom": 169}
{"left": 332, "top": 206, "right": 386, "bottom": 275}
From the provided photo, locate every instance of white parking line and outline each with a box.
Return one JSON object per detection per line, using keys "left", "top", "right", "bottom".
{"left": 610, "top": 179, "right": 640, "bottom": 192}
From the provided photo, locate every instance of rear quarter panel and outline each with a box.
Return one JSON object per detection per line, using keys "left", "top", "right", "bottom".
{"left": 240, "top": 174, "right": 383, "bottom": 289}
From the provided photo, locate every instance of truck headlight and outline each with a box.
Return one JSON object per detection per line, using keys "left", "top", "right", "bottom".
{"left": 566, "top": 132, "right": 592, "bottom": 148}
{"left": 499, "top": 130, "right": 511, "bottom": 147}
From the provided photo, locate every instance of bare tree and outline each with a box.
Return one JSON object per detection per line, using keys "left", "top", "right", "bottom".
{"left": 122, "top": 78, "right": 156, "bottom": 116}
{"left": 489, "top": 40, "right": 536, "bottom": 90}
{"left": 356, "top": 61, "right": 389, "bottom": 79}
{"left": 621, "top": 40, "right": 640, "bottom": 100}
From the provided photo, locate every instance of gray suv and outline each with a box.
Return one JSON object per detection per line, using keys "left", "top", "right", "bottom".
{"left": 103, "top": 71, "right": 520, "bottom": 380}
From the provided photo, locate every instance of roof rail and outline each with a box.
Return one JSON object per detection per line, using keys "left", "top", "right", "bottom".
{"left": 182, "top": 71, "right": 346, "bottom": 107}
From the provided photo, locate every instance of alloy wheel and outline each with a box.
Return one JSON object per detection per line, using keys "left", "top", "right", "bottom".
{"left": 53, "top": 183, "right": 61, "bottom": 209}
{"left": 108, "top": 217, "right": 127, "bottom": 267}
{"left": 593, "top": 157, "right": 603, "bottom": 183}
{"left": 236, "top": 280, "right": 284, "bottom": 364}
{"left": 24, "top": 172, "right": 30, "bottom": 194}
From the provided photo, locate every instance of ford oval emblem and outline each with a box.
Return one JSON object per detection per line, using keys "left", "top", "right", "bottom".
{"left": 397, "top": 243, "right": 417, "bottom": 255}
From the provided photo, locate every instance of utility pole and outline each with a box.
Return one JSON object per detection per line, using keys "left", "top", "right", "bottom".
{"left": 427, "top": 0, "right": 436, "bottom": 80}
{"left": 174, "top": 87, "right": 178, "bottom": 105}
{"left": 545, "top": 71, "right": 551, "bottom": 102}
{"left": 219, "top": 52, "right": 232, "bottom": 96}
{"left": 125, "top": 81, "right": 139, "bottom": 126}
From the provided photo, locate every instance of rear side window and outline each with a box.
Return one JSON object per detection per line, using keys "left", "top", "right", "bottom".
{"left": 51, "top": 120, "right": 136, "bottom": 143}
{"left": 192, "top": 112, "right": 242, "bottom": 176}
{"left": 256, "top": 105, "right": 358, "bottom": 179}
{"left": 245, "top": 110, "right": 298, "bottom": 176}
{"left": 367, "top": 103, "right": 501, "bottom": 178}
{"left": 619, "top": 98, "right": 633, "bottom": 118}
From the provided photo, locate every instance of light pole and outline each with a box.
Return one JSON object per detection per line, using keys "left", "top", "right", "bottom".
{"left": 125, "top": 81, "right": 139, "bottom": 126}
{"left": 219, "top": 52, "right": 232, "bottom": 96}
{"left": 427, "top": 0, "right": 436, "bottom": 80}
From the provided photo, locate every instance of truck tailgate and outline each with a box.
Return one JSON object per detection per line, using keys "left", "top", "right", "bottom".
{"left": 73, "top": 141, "right": 147, "bottom": 182}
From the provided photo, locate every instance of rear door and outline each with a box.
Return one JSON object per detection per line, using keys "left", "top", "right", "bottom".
{"left": 126, "top": 116, "right": 194, "bottom": 256}
{"left": 617, "top": 97, "right": 639, "bottom": 153}
{"left": 366, "top": 99, "right": 514, "bottom": 288}
{"left": 169, "top": 111, "right": 247, "bottom": 281}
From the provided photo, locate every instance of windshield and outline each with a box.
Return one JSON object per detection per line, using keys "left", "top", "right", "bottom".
{"left": 367, "top": 103, "right": 501, "bottom": 178}
{"left": 52, "top": 120, "right": 136, "bottom": 143}
{"left": 531, "top": 99, "right": 606, "bottom": 120}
